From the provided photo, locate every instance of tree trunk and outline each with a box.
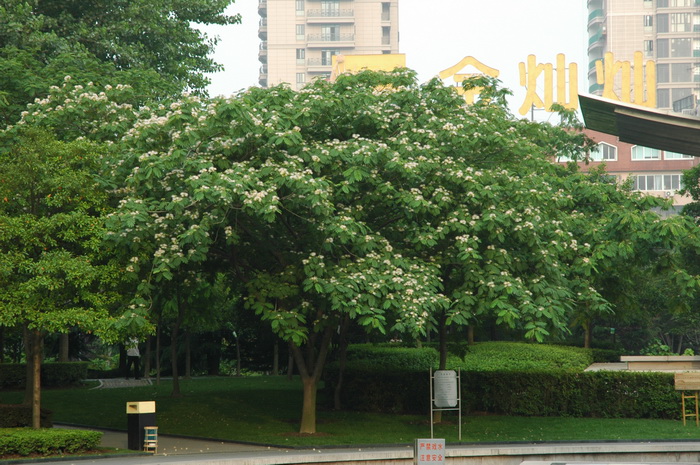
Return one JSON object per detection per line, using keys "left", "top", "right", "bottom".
{"left": 156, "top": 323, "right": 162, "bottom": 384}
{"left": 22, "top": 326, "right": 43, "bottom": 429}
{"left": 58, "top": 333, "right": 69, "bottom": 362}
{"left": 273, "top": 340, "right": 279, "bottom": 375}
{"left": 184, "top": 330, "right": 191, "bottom": 380}
{"left": 170, "top": 296, "right": 184, "bottom": 398}
{"left": 583, "top": 320, "right": 592, "bottom": 349}
{"left": 290, "top": 325, "right": 334, "bottom": 434}
{"left": 467, "top": 325, "right": 475, "bottom": 345}
{"left": 235, "top": 332, "right": 241, "bottom": 377}
{"left": 30, "top": 330, "right": 42, "bottom": 429}
{"left": 300, "top": 376, "right": 317, "bottom": 433}
{"left": 333, "top": 315, "right": 350, "bottom": 410}
{"left": 287, "top": 342, "right": 294, "bottom": 380}
{"left": 144, "top": 336, "right": 152, "bottom": 379}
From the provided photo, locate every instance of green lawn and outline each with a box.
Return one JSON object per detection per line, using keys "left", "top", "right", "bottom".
{"left": 3, "top": 376, "right": 700, "bottom": 447}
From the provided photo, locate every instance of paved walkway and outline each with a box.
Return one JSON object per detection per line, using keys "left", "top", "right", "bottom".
{"left": 92, "top": 378, "right": 153, "bottom": 389}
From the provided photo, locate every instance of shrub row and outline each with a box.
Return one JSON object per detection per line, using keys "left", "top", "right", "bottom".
{"left": 456, "top": 342, "right": 595, "bottom": 372}
{"left": 0, "top": 405, "right": 53, "bottom": 428}
{"left": 0, "top": 362, "right": 89, "bottom": 390}
{"left": 0, "top": 428, "right": 101, "bottom": 457}
{"left": 326, "top": 364, "right": 679, "bottom": 419}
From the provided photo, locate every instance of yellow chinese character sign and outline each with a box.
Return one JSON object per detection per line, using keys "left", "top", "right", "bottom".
{"left": 439, "top": 52, "right": 657, "bottom": 115}
{"left": 518, "top": 53, "right": 578, "bottom": 115}
{"left": 438, "top": 57, "right": 500, "bottom": 105}
{"left": 595, "top": 51, "right": 656, "bottom": 107}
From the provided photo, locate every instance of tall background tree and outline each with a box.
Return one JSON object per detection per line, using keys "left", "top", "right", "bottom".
{"left": 0, "top": 0, "right": 239, "bottom": 127}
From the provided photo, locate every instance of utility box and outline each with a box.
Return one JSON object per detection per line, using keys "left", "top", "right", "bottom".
{"left": 126, "top": 401, "right": 156, "bottom": 450}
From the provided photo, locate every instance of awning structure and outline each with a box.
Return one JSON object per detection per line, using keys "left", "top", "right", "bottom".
{"left": 578, "top": 94, "right": 700, "bottom": 157}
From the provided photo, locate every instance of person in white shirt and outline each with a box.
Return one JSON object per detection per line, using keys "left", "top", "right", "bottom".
{"left": 125, "top": 338, "right": 141, "bottom": 380}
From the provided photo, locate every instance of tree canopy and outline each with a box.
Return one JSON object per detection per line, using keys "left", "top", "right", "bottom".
{"left": 0, "top": 0, "right": 239, "bottom": 127}
{"left": 7, "top": 69, "right": 700, "bottom": 433}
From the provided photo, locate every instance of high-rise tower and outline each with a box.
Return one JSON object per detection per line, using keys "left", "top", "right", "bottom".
{"left": 587, "top": 0, "right": 700, "bottom": 113}
{"left": 258, "top": 0, "right": 399, "bottom": 89}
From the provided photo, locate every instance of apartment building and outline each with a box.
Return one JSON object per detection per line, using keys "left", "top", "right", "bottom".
{"left": 583, "top": 0, "right": 700, "bottom": 208}
{"left": 257, "top": 0, "right": 400, "bottom": 89}
{"left": 587, "top": 0, "right": 700, "bottom": 111}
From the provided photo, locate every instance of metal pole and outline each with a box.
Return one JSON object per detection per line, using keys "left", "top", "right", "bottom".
{"left": 429, "top": 368, "right": 434, "bottom": 438}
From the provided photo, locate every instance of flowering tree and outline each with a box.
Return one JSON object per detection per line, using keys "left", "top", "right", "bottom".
{"left": 97, "top": 69, "right": 700, "bottom": 433}
{"left": 14, "top": 70, "right": 700, "bottom": 433}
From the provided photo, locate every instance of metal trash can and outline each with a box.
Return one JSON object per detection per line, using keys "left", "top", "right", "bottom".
{"left": 126, "top": 401, "right": 156, "bottom": 450}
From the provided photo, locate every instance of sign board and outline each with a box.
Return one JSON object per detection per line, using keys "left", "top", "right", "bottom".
{"left": 433, "top": 370, "right": 458, "bottom": 408}
{"left": 415, "top": 438, "right": 445, "bottom": 465}
{"left": 675, "top": 373, "right": 700, "bottom": 391}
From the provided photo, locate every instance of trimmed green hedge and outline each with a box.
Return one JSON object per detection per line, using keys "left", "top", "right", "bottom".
{"left": 0, "top": 405, "right": 53, "bottom": 428}
{"left": 0, "top": 362, "right": 89, "bottom": 390}
{"left": 0, "top": 428, "right": 101, "bottom": 457}
{"left": 326, "top": 343, "right": 678, "bottom": 419}
{"left": 327, "top": 365, "right": 679, "bottom": 419}
{"left": 456, "top": 342, "right": 595, "bottom": 372}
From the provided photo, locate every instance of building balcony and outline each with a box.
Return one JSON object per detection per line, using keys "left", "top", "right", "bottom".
{"left": 258, "top": 0, "right": 266, "bottom": 14}
{"left": 588, "top": 8, "right": 603, "bottom": 26}
{"left": 306, "top": 9, "right": 354, "bottom": 23}
{"left": 306, "top": 33, "right": 355, "bottom": 47}
{"left": 307, "top": 58, "right": 333, "bottom": 72}
{"left": 588, "top": 29, "right": 606, "bottom": 54}
{"left": 259, "top": 41, "right": 267, "bottom": 62}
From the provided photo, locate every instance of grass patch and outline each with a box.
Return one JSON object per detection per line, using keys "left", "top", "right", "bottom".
{"left": 3, "top": 376, "right": 700, "bottom": 447}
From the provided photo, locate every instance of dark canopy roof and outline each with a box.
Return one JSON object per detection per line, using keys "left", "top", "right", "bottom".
{"left": 578, "top": 94, "right": 700, "bottom": 157}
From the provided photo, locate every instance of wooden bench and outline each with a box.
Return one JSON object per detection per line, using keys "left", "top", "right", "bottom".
{"left": 674, "top": 373, "right": 700, "bottom": 426}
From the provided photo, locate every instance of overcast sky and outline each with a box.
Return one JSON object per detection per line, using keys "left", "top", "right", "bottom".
{"left": 202, "top": 1, "right": 589, "bottom": 118}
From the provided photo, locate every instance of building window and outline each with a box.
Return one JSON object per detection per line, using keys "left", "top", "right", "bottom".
{"left": 320, "top": 1, "right": 340, "bottom": 16}
{"left": 657, "top": 64, "right": 669, "bottom": 83}
{"left": 382, "top": 26, "right": 390, "bottom": 45}
{"left": 671, "top": 38, "right": 691, "bottom": 57}
{"left": 671, "top": 13, "right": 692, "bottom": 32}
{"left": 656, "top": 14, "right": 668, "bottom": 33}
{"left": 296, "top": 24, "right": 305, "bottom": 41}
{"left": 296, "top": 73, "right": 306, "bottom": 84}
{"left": 632, "top": 146, "right": 661, "bottom": 160}
{"left": 382, "top": 2, "right": 391, "bottom": 21}
{"left": 633, "top": 174, "right": 682, "bottom": 191}
{"left": 590, "top": 142, "right": 618, "bottom": 161}
{"left": 665, "top": 151, "right": 694, "bottom": 160}
{"left": 644, "top": 15, "right": 653, "bottom": 31}
{"left": 657, "top": 39, "right": 669, "bottom": 58}
{"left": 657, "top": 89, "right": 670, "bottom": 108}
{"left": 644, "top": 40, "right": 654, "bottom": 57}
{"left": 671, "top": 63, "right": 692, "bottom": 82}
{"left": 320, "top": 25, "right": 340, "bottom": 41}
{"left": 296, "top": 48, "right": 306, "bottom": 65}
{"left": 671, "top": 0, "right": 691, "bottom": 6}
{"left": 657, "top": 0, "right": 668, "bottom": 7}
{"left": 296, "top": 0, "right": 305, "bottom": 16}
{"left": 321, "top": 50, "right": 338, "bottom": 66}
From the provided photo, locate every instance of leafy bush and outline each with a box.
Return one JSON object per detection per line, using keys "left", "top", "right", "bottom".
{"left": 456, "top": 342, "right": 594, "bottom": 372}
{"left": 0, "top": 363, "right": 88, "bottom": 390}
{"left": 345, "top": 344, "right": 439, "bottom": 370}
{"left": 0, "top": 428, "right": 101, "bottom": 457}
{"left": 0, "top": 405, "right": 53, "bottom": 428}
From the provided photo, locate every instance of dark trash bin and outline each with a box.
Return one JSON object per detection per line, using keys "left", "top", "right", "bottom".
{"left": 126, "top": 401, "right": 156, "bottom": 451}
